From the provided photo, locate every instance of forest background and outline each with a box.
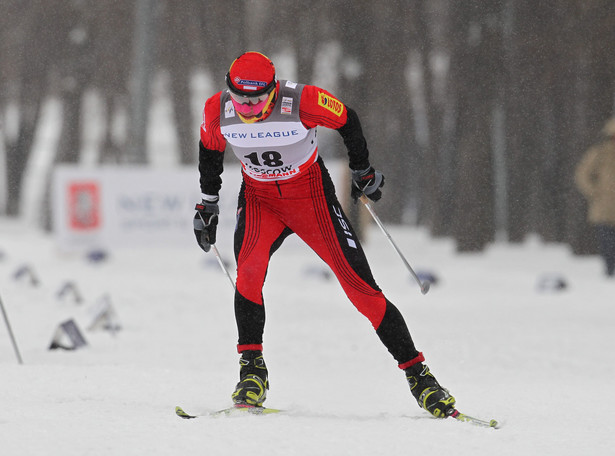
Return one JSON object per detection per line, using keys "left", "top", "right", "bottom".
{"left": 1, "top": 0, "right": 614, "bottom": 253}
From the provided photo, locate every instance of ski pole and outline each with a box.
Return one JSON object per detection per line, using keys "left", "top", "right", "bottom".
{"left": 359, "top": 195, "right": 430, "bottom": 295}
{"left": 0, "top": 293, "right": 24, "bottom": 364}
{"left": 212, "top": 244, "right": 236, "bottom": 290}
{"left": 196, "top": 211, "right": 236, "bottom": 290}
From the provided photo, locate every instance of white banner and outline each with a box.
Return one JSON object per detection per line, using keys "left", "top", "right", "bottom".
{"left": 52, "top": 166, "right": 236, "bottom": 251}
{"left": 52, "top": 162, "right": 346, "bottom": 251}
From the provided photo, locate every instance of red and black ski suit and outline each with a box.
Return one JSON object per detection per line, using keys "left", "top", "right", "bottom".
{"left": 199, "top": 80, "right": 424, "bottom": 370}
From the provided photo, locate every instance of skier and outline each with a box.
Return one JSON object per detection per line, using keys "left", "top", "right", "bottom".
{"left": 194, "top": 51, "right": 455, "bottom": 418}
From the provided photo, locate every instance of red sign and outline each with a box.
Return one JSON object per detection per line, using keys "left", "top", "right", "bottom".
{"left": 67, "top": 182, "right": 100, "bottom": 230}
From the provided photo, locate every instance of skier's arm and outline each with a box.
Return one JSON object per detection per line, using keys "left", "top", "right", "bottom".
{"left": 199, "top": 94, "right": 226, "bottom": 200}
{"left": 198, "top": 141, "right": 224, "bottom": 199}
{"left": 194, "top": 95, "right": 225, "bottom": 253}
{"left": 336, "top": 106, "right": 370, "bottom": 171}
{"left": 299, "top": 85, "right": 370, "bottom": 171}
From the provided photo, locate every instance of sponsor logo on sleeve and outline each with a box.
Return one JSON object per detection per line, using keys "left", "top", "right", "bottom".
{"left": 318, "top": 92, "right": 344, "bottom": 117}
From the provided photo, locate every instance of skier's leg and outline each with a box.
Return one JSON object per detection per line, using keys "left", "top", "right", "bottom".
{"left": 287, "top": 162, "right": 418, "bottom": 364}
{"left": 287, "top": 162, "right": 456, "bottom": 417}
{"left": 233, "top": 181, "right": 291, "bottom": 351}
{"left": 231, "top": 181, "right": 291, "bottom": 406}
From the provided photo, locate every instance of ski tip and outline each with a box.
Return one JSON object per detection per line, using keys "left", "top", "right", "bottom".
{"left": 450, "top": 409, "right": 499, "bottom": 429}
{"left": 175, "top": 406, "right": 197, "bottom": 419}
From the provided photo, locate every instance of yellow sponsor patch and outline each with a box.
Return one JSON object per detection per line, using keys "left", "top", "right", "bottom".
{"left": 318, "top": 92, "right": 344, "bottom": 117}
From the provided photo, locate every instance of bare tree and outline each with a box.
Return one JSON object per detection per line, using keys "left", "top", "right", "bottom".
{"left": 447, "top": 0, "right": 504, "bottom": 252}
{"left": 158, "top": 0, "right": 203, "bottom": 164}
{"left": 53, "top": 1, "right": 95, "bottom": 165}
{"left": 335, "top": 1, "right": 417, "bottom": 228}
{"left": 1, "top": 1, "right": 55, "bottom": 216}
{"left": 414, "top": 0, "right": 453, "bottom": 235}
{"left": 90, "top": 1, "right": 133, "bottom": 164}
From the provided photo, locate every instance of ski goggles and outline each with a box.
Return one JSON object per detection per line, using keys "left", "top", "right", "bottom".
{"left": 230, "top": 90, "right": 274, "bottom": 115}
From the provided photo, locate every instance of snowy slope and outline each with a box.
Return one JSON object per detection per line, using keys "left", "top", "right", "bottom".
{"left": 1, "top": 216, "right": 614, "bottom": 455}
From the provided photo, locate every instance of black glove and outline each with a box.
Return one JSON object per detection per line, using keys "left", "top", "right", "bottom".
{"left": 193, "top": 199, "right": 219, "bottom": 252}
{"left": 351, "top": 166, "right": 385, "bottom": 202}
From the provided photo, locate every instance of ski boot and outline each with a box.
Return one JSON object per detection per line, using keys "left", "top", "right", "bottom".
{"left": 231, "top": 350, "right": 269, "bottom": 406}
{"left": 405, "top": 364, "right": 456, "bottom": 418}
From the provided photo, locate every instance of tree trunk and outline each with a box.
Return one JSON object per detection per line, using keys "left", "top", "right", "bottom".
{"left": 447, "top": 1, "right": 503, "bottom": 252}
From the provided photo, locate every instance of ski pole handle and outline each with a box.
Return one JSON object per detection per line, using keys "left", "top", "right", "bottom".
{"left": 359, "top": 195, "right": 430, "bottom": 295}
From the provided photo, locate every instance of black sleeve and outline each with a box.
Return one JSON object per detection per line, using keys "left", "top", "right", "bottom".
{"left": 336, "top": 106, "right": 371, "bottom": 171}
{"left": 198, "top": 140, "right": 224, "bottom": 197}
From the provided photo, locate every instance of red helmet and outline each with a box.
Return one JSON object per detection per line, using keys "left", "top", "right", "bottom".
{"left": 226, "top": 52, "right": 276, "bottom": 96}
{"left": 226, "top": 52, "right": 277, "bottom": 122}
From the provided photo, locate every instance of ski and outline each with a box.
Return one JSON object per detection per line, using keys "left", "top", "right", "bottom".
{"left": 449, "top": 409, "right": 499, "bottom": 429}
{"left": 176, "top": 405, "right": 497, "bottom": 428}
{"left": 175, "top": 404, "right": 282, "bottom": 419}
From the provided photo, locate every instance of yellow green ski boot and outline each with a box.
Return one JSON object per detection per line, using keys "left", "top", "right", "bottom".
{"left": 406, "top": 364, "right": 456, "bottom": 418}
{"left": 231, "top": 351, "right": 269, "bottom": 407}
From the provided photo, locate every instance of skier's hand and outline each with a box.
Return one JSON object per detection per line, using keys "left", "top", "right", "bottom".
{"left": 193, "top": 199, "right": 219, "bottom": 252}
{"left": 351, "top": 166, "right": 385, "bottom": 202}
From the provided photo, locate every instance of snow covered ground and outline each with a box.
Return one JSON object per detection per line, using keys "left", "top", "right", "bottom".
{"left": 1, "top": 216, "right": 614, "bottom": 455}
